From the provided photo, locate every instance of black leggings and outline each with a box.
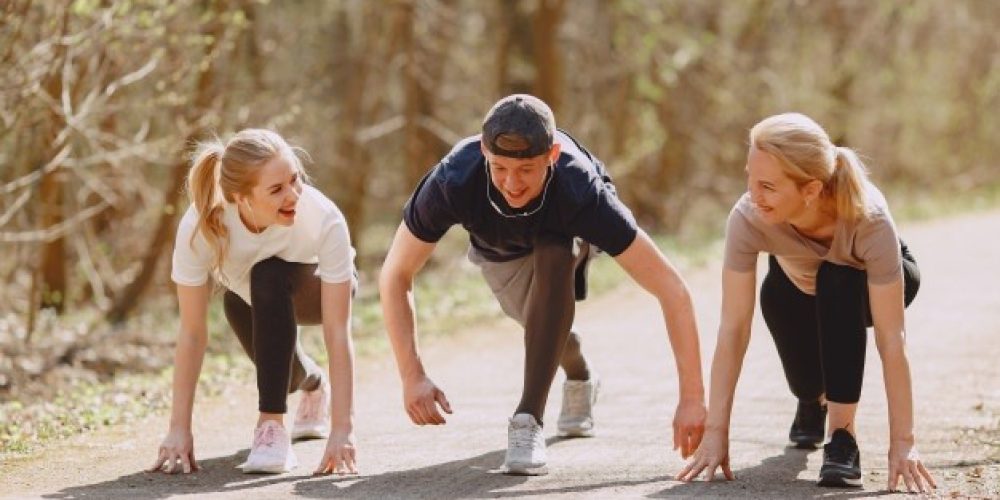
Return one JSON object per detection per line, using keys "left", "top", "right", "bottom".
{"left": 223, "top": 257, "right": 325, "bottom": 414}
{"left": 760, "top": 242, "right": 920, "bottom": 404}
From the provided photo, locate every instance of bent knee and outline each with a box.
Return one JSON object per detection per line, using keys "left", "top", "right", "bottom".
{"left": 250, "top": 257, "right": 293, "bottom": 302}
{"left": 816, "top": 261, "right": 866, "bottom": 292}
{"left": 532, "top": 236, "right": 574, "bottom": 272}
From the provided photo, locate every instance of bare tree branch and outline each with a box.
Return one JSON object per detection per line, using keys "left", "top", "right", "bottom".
{"left": 0, "top": 145, "right": 71, "bottom": 195}
{"left": 0, "top": 200, "right": 109, "bottom": 243}
{"left": 355, "top": 115, "right": 405, "bottom": 143}
{"left": 0, "top": 189, "right": 31, "bottom": 228}
{"left": 104, "top": 56, "right": 159, "bottom": 97}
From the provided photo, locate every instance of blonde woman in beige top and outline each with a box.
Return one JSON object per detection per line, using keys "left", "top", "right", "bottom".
{"left": 678, "top": 113, "right": 936, "bottom": 492}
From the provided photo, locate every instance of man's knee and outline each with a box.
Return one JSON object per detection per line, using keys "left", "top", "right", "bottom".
{"left": 532, "top": 235, "right": 574, "bottom": 276}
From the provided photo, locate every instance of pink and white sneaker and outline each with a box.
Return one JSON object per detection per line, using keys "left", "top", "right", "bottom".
{"left": 238, "top": 420, "right": 297, "bottom": 474}
{"left": 291, "top": 376, "right": 331, "bottom": 440}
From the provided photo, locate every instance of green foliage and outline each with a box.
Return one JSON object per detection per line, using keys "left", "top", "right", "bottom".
{"left": 71, "top": 0, "right": 100, "bottom": 16}
{"left": 0, "top": 353, "right": 250, "bottom": 457}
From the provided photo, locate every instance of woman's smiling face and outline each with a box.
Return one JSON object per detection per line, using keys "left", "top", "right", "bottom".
{"left": 240, "top": 156, "right": 303, "bottom": 231}
{"left": 745, "top": 146, "right": 808, "bottom": 224}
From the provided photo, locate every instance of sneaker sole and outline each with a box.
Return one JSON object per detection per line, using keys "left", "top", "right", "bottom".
{"left": 788, "top": 438, "right": 822, "bottom": 449}
{"left": 238, "top": 459, "right": 298, "bottom": 474}
{"left": 291, "top": 426, "right": 330, "bottom": 441}
{"left": 240, "top": 464, "right": 294, "bottom": 474}
{"left": 818, "top": 469, "right": 863, "bottom": 487}
{"left": 557, "top": 427, "right": 595, "bottom": 438}
{"left": 502, "top": 463, "right": 549, "bottom": 476}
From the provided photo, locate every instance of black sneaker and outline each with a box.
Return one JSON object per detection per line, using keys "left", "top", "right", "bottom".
{"left": 818, "top": 428, "right": 863, "bottom": 487}
{"left": 788, "top": 399, "right": 826, "bottom": 449}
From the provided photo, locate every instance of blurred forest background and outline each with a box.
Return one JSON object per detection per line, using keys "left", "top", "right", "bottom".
{"left": 0, "top": 0, "right": 998, "bottom": 432}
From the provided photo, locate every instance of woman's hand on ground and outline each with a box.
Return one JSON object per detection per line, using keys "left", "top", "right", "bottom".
{"left": 147, "top": 427, "right": 198, "bottom": 474}
{"left": 888, "top": 439, "right": 936, "bottom": 493}
{"left": 673, "top": 399, "right": 707, "bottom": 459}
{"left": 314, "top": 430, "right": 357, "bottom": 475}
{"left": 676, "top": 429, "right": 734, "bottom": 482}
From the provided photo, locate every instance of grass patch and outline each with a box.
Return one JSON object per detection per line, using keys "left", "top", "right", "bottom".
{"left": 0, "top": 353, "right": 252, "bottom": 459}
{"left": 886, "top": 181, "right": 1000, "bottom": 223}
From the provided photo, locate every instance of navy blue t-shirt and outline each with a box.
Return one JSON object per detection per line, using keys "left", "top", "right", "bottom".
{"left": 403, "top": 130, "right": 638, "bottom": 262}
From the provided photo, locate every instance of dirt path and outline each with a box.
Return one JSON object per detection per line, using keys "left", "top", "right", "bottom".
{"left": 2, "top": 209, "right": 999, "bottom": 499}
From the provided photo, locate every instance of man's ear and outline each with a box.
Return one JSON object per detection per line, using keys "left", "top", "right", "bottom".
{"left": 548, "top": 143, "right": 561, "bottom": 164}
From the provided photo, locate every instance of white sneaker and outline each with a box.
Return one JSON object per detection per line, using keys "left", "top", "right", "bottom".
{"left": 291, "top": 376, "right": 331, "bottom": 440}
{"left": 557, "top": 375, "right": 600, "bottom": 437}
{"left": 502, "top": 413, "right": 548, "bottom": 475}
{"left": 238, "top": 420, "right": 298, "bottom": 474}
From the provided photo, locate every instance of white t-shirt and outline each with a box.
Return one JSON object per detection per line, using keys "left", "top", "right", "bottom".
{"left": 171, "top": 184, "right": 356, "bottom": 305}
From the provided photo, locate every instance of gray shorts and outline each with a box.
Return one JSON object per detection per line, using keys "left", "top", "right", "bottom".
{"left": 468, "top": 239, "right": 591, "bottom": 326}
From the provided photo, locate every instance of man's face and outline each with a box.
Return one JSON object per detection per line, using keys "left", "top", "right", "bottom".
{"left": 482, "top": 143, "right": 560, "bottom": 208}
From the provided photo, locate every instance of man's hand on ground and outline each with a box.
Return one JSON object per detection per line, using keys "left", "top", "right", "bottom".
{"left": 403, "top": 376, "right": 453, "bottom": 425}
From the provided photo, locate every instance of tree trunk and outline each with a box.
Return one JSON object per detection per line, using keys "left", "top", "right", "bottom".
{"left": 36, "top": 8, "right": 71, "bottom": 312}
{"left": 825, "top": 2, "right": 857, "bottom": 147}
{"left": 531, "top": 0, "right": 565, "bottom": 113}
{"left": 106, "top": 0, "right": 230, "bottom": 323}
{"left": 402, "top": 0, "right": 457, "bottom": 187}
{"left": 333, "top": 6, "right": 375, "bottom": 251}
{"left": 495, "top": 0, "right": 533, "bottom": 96}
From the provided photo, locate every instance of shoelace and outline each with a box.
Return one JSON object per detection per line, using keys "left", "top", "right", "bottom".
{"left": 824, "top": 434, "right": 856, "bottom": 465}
{"left": 509, "top": 422, "right": 543, "bottom": 449}
{"left": 253, "top": 423, "right": 279, "bottom": 450}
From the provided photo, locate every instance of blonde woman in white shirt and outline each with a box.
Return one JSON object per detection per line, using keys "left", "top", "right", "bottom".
{"left": 148, "top": 129, "right": 357, "bottom": 475}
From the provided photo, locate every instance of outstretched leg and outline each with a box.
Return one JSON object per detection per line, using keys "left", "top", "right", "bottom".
{"left": 515, "top": 234, "right": 576, "bottom": 422}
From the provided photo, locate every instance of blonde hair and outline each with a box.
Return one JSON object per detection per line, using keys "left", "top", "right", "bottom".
{"left": 749, "top": 113, "right": 871, "bottom": 222}
{"left": 187, "top": 129, "right": 309, "bottom": 275}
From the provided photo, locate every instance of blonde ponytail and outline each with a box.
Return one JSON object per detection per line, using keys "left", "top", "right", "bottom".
{"left": 750, "top": 113, "right": 873, "bottom": 222}
{"left": 830, "top": 146, "right": 870, "bottom": 222}
{"left": 187, "top": 141, "right": 230, "bottom": 274}
{"left": 184, "top": 129, "right": 308, "bottom": 278}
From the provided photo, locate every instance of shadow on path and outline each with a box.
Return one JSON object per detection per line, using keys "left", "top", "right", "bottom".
{"left": 42, "top": 448, "right": 301, "bottom": 499}
{"left": 649, "top": 445, "right": 891, "bottom": 498}
{"left": 295, "top": 437, "right": 668, "bottom": 499}
{"left": 43, "top": 437, "right": 670, "bottom": 499}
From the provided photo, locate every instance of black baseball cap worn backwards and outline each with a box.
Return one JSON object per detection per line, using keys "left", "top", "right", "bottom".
{"left": 482, "top": 94, "right": 556, "bottom": 159}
